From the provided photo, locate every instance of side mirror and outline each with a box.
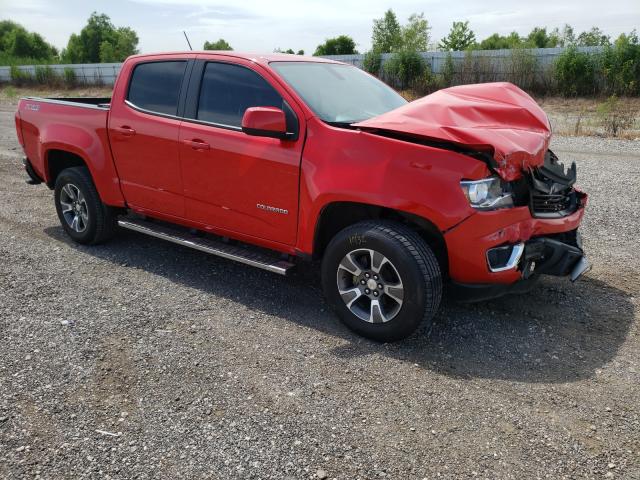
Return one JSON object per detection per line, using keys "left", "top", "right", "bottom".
{"left": 241, "top": 107, "right": 288, "bottom": 139}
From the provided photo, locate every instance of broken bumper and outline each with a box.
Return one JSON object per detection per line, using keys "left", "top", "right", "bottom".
{"left": 444, "top": 199, "right": 588, "bottom": 285}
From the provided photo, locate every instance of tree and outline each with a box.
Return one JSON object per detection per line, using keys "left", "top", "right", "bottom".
{"left": 550, "top": 24, "right": 575, "bottom": 47}
{"left": 525, "top": 27, "right": 559, "bottom": 48}
{"left": 100, "top": 27, "right": 138, "bottom": 62}
{"left": 274, "top": 48, "right": 305, "bottom": 55}
{"left": 203, "top": 38, "right": 233, "bottom": 50}
{"left": 6, "top": 28, "right": 32, "bottom": 58}
{"left": 439, "top": 21, "right": 476, "bottom": 51}
{"left": 371, "top": 9, "right": 402, "bottom": 53}
{"left": 478, "top": 32, "right": 522, "bottom": 50}
{"left": 61, "top": 12, "right": 138, "bottom": 63}
{"left": 577, "top": 27, "right": 610, "bottom": 46}
{"left": 0, "top": 20, "right": 57, "bottom": 60}
{"left": 401, "top": 13, "right": 430, "bottom": 52}
{"left": 313, "top": 35, "right": 358, "bottom": 56}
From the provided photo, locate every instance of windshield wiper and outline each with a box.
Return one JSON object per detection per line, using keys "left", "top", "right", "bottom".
{"left": 325, "top": 121, "right": 356, "bottom": 128}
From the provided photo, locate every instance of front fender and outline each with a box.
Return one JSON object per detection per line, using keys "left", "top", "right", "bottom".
{"left": 296, "top": 118, "right": 489, "bottom": 255}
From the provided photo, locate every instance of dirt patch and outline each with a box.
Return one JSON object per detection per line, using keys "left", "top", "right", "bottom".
{"left": 538, "top": 96, "right": 640, "bottom": 139}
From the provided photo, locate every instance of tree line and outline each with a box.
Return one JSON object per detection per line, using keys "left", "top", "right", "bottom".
{"left": 0, "top": 9, "right": 630, "bottom": 65}
{"left": 0, "top": 13, "right": 138, "bottom": 64}
{"left": 2, "top": 9, "right": 638, "bottom": 97}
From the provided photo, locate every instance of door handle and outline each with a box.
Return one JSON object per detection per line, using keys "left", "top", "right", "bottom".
{"left": 114, "top": 126, "right": 136, "bottom": 137}
{"left": 183, "top": 139, "right": 210, "bottom": 151}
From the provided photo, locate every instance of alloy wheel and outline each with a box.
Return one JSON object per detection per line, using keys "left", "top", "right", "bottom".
{"left": 59, "top": 183, "right": 89, "bottom": 233}
{"left": 336, "top": 248, "right": 404, "bottom": 323}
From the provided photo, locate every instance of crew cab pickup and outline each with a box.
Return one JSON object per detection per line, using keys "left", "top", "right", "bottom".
{"left": 15, "top": 52, "right": 589, "bottom": 341}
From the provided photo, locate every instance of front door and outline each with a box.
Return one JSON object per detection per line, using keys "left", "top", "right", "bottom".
{"left": 178, "top": 59, "right": 304, "bottom": 245}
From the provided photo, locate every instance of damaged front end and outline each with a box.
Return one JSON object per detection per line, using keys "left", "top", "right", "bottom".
{"left": 353, "top": 81, "right": 589, "bottom": 296}
{"left": 485, "top": 150, "right": 589, "bottom": 281}
{"left": 511, "top": 150, "right": 586, "bottom": 219}
{"left": 444, "top": 148, "right": 589, "bottom": 300}
{"left": 486, "top": 229, "right": 589, "bottom": 283}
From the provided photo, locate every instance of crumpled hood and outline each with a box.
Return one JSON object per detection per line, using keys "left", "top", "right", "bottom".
{"left": 353, "top": 82, "right": 551, "bottom": 181}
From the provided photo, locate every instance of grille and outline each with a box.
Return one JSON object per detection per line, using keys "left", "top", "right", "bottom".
{"left": 527, "top": 150, "right": 579, "bottom": 218}
{"left": 531, "top": 191, "right": 575, "bottom": 215}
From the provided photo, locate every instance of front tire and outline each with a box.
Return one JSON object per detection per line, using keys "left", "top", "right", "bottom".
{"left": 321, "top": 221, "right": 442, "bottom": 342}
{"left": 54, "top": 167, "right": 117, "bottom": 245}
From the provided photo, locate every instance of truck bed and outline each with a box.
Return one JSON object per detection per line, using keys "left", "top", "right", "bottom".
{"left": 16, "top": 95, "right": 125, "bottom": 205}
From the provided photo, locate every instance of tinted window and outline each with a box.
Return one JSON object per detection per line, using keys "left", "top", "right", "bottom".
{"left": 197, "top": 62, "right": 283, "bottom": 127}
{"left": 128, "top": 61, "right": 187, "bottom": 115}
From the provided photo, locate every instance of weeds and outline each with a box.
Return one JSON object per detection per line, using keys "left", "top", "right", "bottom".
{"left": 63, "top": 68, "right": 77, "bottom": 88}
{"left": 382, "top": 50, "right": 427, "bottom": 89}
{"left": 554, "top": 47, "right": 596, "bottom": 96}
{"left": 363, "top": 51, "right": 382, "bottom": 75}
{"left": 596, "top": 95, "right": 637, "bottom": 136}
{"left": 9, "top": 65, "right": 33, "bottom": 86}
{"left": 35, "top": 65, "right": 60, "bottom": 87}
{"left": 2, "top": 85, "right": 17, "bottom": 99}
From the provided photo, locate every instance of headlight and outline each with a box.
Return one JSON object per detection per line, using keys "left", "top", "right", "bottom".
{"left": 460, "top": 177, "right": 514, "bottom": 210}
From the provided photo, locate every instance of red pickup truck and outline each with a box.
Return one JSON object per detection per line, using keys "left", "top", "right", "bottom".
{"left": 15, "top": 52, "right": 589, "bottom": 341}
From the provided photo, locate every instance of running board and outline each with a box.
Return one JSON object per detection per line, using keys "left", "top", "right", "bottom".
{"left": 117, "top": 218, "right": 295, "bottom": 275}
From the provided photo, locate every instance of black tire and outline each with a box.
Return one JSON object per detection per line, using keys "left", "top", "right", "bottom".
{"left": 54, "top": 167, "right": 117, "bottom": 245}
{"left": 321, "top": 221, "right": 442, "bottom": 342}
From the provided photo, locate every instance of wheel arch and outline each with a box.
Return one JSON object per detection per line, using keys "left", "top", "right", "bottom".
{"left": 312, "top": 201, "right": 449, "bottom": 276}
{"left": 41, "top": 145, "right": 126, "bottom": 208}
{"left": 45, "top": 149, "right": 88, "bottom": 188}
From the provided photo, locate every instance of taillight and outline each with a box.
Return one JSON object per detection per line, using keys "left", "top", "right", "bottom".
{"left": 15, "top": 111, "right": 24, "bottom": 146}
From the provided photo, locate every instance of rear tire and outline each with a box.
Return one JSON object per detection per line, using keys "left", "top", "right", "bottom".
{"left": 54, "top": 167, "right": 117, "bottom": 245}
{"left": 321, "top": 221, "right": 442, "bottom": 342}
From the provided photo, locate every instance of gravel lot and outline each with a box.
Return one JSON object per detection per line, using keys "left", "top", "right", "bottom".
{"left": 0, "top": 97, "right": 639, "bottom": 479}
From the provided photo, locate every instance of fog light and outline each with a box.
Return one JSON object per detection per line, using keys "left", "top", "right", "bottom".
{"left": 486, "top": 243, "right": 525, "bottom": 272}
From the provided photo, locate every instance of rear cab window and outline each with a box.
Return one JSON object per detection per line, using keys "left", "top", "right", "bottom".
{"left": 127, "top": 61, "right": 187, "bottom": 115}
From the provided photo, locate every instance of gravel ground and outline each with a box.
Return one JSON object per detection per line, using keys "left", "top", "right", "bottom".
{"left": 0, "top": 98, "right": 639, "bottom": 480}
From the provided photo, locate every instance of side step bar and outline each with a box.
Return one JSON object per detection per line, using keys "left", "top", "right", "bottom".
{"left": 117, "top": 218, "right": 295, "bottom": 275}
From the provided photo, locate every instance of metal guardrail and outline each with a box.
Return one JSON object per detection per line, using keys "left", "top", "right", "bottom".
{"left": 0, "top": 63, "right": 121, "bottom": 85}
{"left": 322, "top": 46, "right": 606, "bottom": 73}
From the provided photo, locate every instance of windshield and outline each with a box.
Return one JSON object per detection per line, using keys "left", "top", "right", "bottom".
{"left": 270, "top": 62, "right": 407, "bottom": 124}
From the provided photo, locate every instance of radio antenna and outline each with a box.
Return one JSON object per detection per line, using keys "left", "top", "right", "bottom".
{"left": 183, "top": 31, "right": 193, "bottom": 50}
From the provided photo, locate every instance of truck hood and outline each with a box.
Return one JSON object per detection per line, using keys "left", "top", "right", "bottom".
{"left": 353, "top": 82, "right": 551, "bottom": 181}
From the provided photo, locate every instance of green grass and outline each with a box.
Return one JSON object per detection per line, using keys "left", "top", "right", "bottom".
{"left": 0, "top": 52, "right": 60, "bottom": 67}
{"left": 2, "top": 85, "right": 17, "bottom": 99}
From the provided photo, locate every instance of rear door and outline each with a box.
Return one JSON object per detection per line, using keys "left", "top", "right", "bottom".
{"left": 109, "top": 56, "right": 194, "bottom": 218}
{"left": 178, "top": 57, "right": 305, "bottom": 245}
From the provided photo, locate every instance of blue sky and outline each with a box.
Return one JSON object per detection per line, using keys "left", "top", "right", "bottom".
{"left": 1, "top": 0, "right": 639, "bottom": 54}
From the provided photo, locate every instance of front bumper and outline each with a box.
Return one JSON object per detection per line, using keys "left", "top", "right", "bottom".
{"left": 444, "top": 199, "right": 587, "bottom": 285}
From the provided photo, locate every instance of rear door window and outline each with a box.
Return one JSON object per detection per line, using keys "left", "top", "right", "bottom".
{"left": 127, "top": 61, "right": 187, "bottom": 115}
{"left": 196, "top": 62, "right": 284, "bottom": 128}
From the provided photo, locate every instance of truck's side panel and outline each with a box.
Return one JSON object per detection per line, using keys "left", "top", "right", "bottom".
{"left": 18, "top": 99, "right": 125, "bottom": 207}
